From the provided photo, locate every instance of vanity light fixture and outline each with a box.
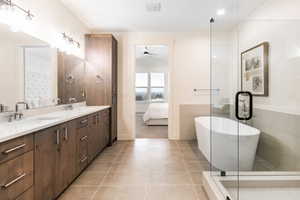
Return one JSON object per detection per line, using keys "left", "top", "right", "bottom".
{"left": 60, "top": 32, "right": 81, "bottom": 54}
{"left": 217, "top": 8, "right": 226, "bottom": 16}
{"left": 0, "top": 0, "right": 34, "bottom": 32}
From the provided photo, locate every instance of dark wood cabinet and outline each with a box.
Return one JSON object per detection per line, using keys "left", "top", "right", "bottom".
{"left": 34, "top": 126, "right": 60, "bottom": 200}
{"left": 58, "top": 52, "right": 86, "bottom": 104}
{"left": 15, "top": 187, "right": 34, "bottom": 200}
{"left": 1, "top": 108, "right": 111, "bottom": 200}
{"left": 0, "top": 135, "right": 33, "bottom": 164}
{"left": 76, "top": 117, "right": 89, "bottom": 174}
{"left": 35, "top": 121, "right": 77, "bottom": 200}
{"left": 55, "top": 122, "right": 76, "bottom": 197}
{"left": 88, "top": 113, "right": 101, "bottom": 162}
{"left": 87, "top": 110, "right": 110, "bottom": 163}
{"left": 100, "top": 109, "right": 110, "bottom": 149}
{"left": 85, "top": 34, "right": 118, "bottom": 145}
{"left": 0, "top": 151, "right": 33, "bottom": 200}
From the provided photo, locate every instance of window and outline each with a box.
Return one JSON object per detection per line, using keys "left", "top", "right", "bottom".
{"left": 136, "top": 73, "right": 148, "bottom": 87}
{"left": 135, "top": 72, "right": 166, "bottom": 102}
{"left": 150, "top": 73, "right": 165, "bottom": 102}
{"left": 135, "top": 73, "right": 149, "bottom": 101}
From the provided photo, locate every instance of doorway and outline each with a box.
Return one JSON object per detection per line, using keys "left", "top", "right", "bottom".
{"left": 134, "top": 45, "right": 169, "bottom": 138}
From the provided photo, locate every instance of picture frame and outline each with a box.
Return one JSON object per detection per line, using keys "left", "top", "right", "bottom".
{"left": 241, "top": 42, "right": 269, "bottom": 96}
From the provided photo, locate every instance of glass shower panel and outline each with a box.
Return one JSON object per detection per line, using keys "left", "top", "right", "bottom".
{"left": 236, "top": 15, "right": 300, "bottom": 200}
{"left": 210, "top": 1, "right": 300, "bottom": 200}
{"left": 210, "top": 12, "right": 240, "bottom": 200}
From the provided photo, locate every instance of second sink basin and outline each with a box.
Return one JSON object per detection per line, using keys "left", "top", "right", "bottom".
{"left": 36, "top": 117, "right": 60, "bottom": 121}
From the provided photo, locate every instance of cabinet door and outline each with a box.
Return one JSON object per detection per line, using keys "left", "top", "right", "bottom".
{"left": 34, "top": 126, "right": 60, "bottom": 200}
{"left": 88, "top": 113, "right": 101, "bottom": 162}
{"left": 55, "top": 122, "right": 76, "bottom": 197}
{"left": 85, "top": 62, "right": 106, "bottom": 106}
{"left": 100, "top": 109, "right": 110, "bottom": 149}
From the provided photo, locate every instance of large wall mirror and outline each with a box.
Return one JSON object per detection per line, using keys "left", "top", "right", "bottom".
{"left": 0, "top": 23, "right": 86, "bottom": 112}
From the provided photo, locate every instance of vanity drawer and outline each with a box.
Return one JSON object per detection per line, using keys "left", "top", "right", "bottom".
{"left": 101, "top": 109, "right": 110, "bottom": 124}
{"left": 101, "top": 109, "right": 109, "bottom": 118}
{"left": 76, "top": 128, "right": 89, "bottom": 173}
{"left": 15, "top": 187, "right": 34, "bottom": 200}
{"left": 0, "top": 151, "right": 34, "bottom": 200}
{"left": 76, "top": 117, "right": 89, "bottom": 129}
{"left": 0, "top": 135, "right": 34, "bottom": 164}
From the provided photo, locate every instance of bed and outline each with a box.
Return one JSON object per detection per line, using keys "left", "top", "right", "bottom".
{"left": 143, "top": 103, "right": 168, "bottom": 126}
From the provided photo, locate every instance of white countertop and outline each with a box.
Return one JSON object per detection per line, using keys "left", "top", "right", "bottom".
{"left": 0, "top": 106, "right": 110, "bottom": 143}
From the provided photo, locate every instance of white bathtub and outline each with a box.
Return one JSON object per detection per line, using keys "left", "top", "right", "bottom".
{"left": 195, "top": 116, "right": 260, "bottom": 171}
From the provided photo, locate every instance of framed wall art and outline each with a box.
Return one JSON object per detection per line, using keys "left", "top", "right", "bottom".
{"left": 241, "top": 42, "right": 269, "bottom": 96}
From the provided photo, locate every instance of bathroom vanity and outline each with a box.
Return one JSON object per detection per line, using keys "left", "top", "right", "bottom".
{"left": 0, "top": 106, "right": 110, "bottom": 200}
{"left": 0, "top": 22, "right": 118, "bottom": 200}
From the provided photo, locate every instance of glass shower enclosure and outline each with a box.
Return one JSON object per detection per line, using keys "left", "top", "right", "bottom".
{"left": 206, "top": 1, "right": 300, "bottom": 200}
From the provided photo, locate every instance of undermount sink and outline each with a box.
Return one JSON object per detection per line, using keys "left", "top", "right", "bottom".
{"left": 36, "top": 117, "right": 60, "bottom": 121}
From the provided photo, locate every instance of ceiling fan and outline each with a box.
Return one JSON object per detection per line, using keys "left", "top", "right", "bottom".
{"left": 143, "top": 46, "right": 157, "bottom": 56}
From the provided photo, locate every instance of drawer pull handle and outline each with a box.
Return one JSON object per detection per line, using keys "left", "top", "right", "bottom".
{"left": 80, "top": 119, "right": 88, "bottom": 124}
{"left": 64, "top": 127, "right": 68, "bottom": 141}
{"left": 56, "top": 129, "right": 60, "bottom": 145}
{"left": 80, "top": 156, "right": 88, "bottom": 163}
{"left": 3, "top": 144, "right": 26, "bottom": 155}
{"left": 80, "top": 136, "right": 88, "bottom": 141}
{"left": 2, "top": 173, "right": 26, "bottom": 189}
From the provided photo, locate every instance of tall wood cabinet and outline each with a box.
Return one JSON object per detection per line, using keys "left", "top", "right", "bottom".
{"left": 85, "top": 34, "right": 118, "bottom": 144}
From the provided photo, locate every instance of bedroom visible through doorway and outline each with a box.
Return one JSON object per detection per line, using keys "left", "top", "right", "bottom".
{"left": 135, "top": 45, "right": 169, "bottom": 138}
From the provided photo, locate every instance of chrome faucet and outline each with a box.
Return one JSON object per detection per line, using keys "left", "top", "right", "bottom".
{"left": 66, "top": 98, "right": 77, "bottom": 110}
{"left": 14, "top": 102, "right": 29, "bottom": 120}
{"left": 53, "top": 98, "right": 61, "bottom": 105}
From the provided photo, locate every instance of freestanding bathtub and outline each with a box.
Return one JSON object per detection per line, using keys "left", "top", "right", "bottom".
{"left": 195, "top": 116, "right": 260, "bottom": 171}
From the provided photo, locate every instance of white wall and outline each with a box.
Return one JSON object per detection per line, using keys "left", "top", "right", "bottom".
{"left": 228, "top": 0, "right": 300, "bottom": 115}
{"left": 13, "top": 0, "right": 89, "bottom": 58}
{"left": 97, "top": 32, "right": 211, "bottom": 140}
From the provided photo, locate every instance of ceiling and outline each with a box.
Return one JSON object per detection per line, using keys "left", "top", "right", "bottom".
{"left": 60, "top": 0, "right": 267, "bottom": 32}
{"left": 136, "top": 45, "right": 168, "bottom": 69}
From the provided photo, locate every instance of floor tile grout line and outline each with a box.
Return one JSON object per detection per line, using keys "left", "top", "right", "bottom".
{"left": 180, "top": 142, "right": 202, "bottom": 200}
{"left": 65, "top": 140, "right": 206, "bottom": 200}
{"left": 89, "top": 142, "right": 128, "bottom": 200}
{"left": 144, "top": 183, "right": 150, "bottom": 200}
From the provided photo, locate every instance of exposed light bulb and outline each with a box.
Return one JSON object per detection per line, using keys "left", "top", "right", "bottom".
{"left": 217, "top": 8, "right": 226, "bottom": 16}
{"left": 0, "top": 2, "right": 34, "bottom": 33}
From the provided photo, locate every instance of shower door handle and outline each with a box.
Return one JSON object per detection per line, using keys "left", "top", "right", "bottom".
{"left": 235, "top": 91, "right": 253, "bottom": 121}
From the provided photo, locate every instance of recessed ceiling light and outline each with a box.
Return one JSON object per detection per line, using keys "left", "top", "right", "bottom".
{"left": 217, "top": 8, "right": 226, "bottom": 16}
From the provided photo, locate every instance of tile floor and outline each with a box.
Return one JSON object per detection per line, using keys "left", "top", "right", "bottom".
{"left": 58, "top": 139, "right": 209, "bottom": 200}
{"left": 135, "top": 114, "right": 168, "bottom": 138}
